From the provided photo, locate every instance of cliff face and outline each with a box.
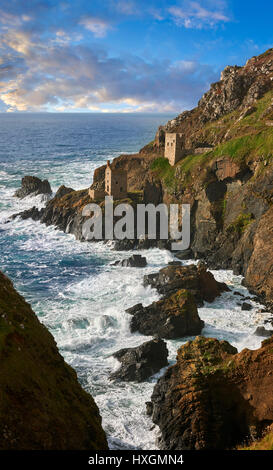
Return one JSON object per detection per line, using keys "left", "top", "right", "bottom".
{"left": 149, "top": 336, "right": 273, "bottom": 450}
{"left": 0, "top": 271, "right": 108, "bottom": 450}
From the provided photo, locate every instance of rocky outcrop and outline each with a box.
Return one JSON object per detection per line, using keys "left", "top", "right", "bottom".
{"left": 0, "top": 271, "right": 108, "bottom": 450}
{"left": 12, "top": 206, "right": 41, "bottom": 221}
{"left": 110, "top": 338, "right": 168, "bottom": 382}
{"left": 149, "top": 336, "right": 273, "bottom": 450}
{"left": 14, "top": 176, "right": 52, "bottom": 199}
{"left": 156, "top": 49, "right": 273, "bottom": 149}
{"left": 111, "top": 254, "right": 147, "bottom": 267}
{"left": 127, "top": 289, "right": 204, "bottom": 339}
{"left": 254, "top": 326, "right": 273, "bottom": 337}
{"left": 54, "top": 185, "right": 74, "bottom": 199}
{"left": 143, "top": 262, "right": 228, "bottom": 306}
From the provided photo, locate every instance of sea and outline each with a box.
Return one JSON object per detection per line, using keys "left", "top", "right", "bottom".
{"left": 0, "top": 113, "right": 271, "bottom": 450}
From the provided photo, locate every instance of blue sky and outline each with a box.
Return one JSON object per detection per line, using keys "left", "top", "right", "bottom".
{"left": 0, "top": 0, "right": 272, "bottom": 113}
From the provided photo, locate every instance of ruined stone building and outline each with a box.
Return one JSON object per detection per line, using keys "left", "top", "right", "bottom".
{"left": 105, "top": 160, "right": 127, "bottom": 199}
{"left": 164, "top": 132, "right": 213, "bottom": 166}
{"left": 89, "top": 160, "right": 127, "bottom": 200}
{"left": 164, "top": 133, "right": 185, "bottom": 166}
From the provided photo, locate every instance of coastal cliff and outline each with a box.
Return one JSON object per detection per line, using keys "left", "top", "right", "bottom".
{"left": 14, "top": 49, "right": 273, "bottom": 305}
{"left": 8, "top": 47, "right": 273, "bottom": 451}
{"left": 0, "top": 270, "right": 108, "bottom": 450}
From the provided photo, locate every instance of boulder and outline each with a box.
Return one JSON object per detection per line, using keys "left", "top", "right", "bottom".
{"left": 112, "top": 254, "right": 147, "bottom": 267}
{"left": 143, "top": 262, "right": 228, "bottom": 306}
{"left": 127, "top": 289, "right": 204, "bottom": 339}
{"left": 254, "top": 326, "right": 273, "bottom": 337}
{"left": 241, "top": 302, "right": 253, "bottom": 311}
{"left": 14, "top": 176, "right": 52, "bottom": 198}
{"left": 149, "top": 336, "right": 273, "bottom": 450}
{"left": 110, "top": 338, "right": 168, "bottom": 382}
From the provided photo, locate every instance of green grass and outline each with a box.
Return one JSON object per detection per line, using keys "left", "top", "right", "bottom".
{"left": 239, "top": 431, "right": 273, "bottom": 450}
{"left": 150, "top": 157, "right": 176, "bottom": 190}
{"left": 211, "top": 128, "right": 273, "bottom": 164}
{"left": 227, "top": 213, "right": 255, "bottom": 234}
{"left": 178, "top": 152, "right": 213, "bottom": 177}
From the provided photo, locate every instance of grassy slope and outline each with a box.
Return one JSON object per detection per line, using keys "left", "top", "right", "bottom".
{"left": 150, "top": 89, "right": 273, "bottom": 194}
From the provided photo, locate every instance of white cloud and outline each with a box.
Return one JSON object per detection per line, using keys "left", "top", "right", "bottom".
{"left": 168, "top": 1, "right": 230, "bottom": 29}
{"left": 115, "top": 1, "right": 138, "bottom": 16}
{"left": 79, "top": 16, "right": 112, "bottom": 38}
{"left": 0, "top": 36, "right": 217, "bottom": 112}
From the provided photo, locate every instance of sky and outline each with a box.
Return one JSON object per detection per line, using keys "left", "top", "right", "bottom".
{"left": 0, "top": 0, "right": 272, "bottom": 113}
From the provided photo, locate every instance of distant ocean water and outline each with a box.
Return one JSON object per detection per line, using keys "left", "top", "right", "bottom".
{"left": 0, "top": 113, "right": 271, "bottom": 449}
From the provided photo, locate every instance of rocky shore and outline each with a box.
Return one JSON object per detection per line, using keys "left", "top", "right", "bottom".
{"left": 7, "top": 48, "right": 273, "bottom": 450}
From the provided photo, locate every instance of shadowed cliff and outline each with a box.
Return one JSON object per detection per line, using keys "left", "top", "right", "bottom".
{"left": 0, "top": 270, "right": 108, "bottom": 450}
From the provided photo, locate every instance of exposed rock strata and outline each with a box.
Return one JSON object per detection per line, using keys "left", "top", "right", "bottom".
{"left": 149, "top": 336, "right": 273, "bottom": 450}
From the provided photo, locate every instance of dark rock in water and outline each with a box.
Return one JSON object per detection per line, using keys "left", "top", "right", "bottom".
{"left": 14, "top": 175, "right": 52, "bottom": 199}
{"left": 146, "top": 401, "right": 153, "bottom": 416}
{"left": 233, "top": 291, "right": 244, "bottom": 297}
{"left": 241, "top": 302, "right": 253, "bottom": 311}
{"left": 127, "top": 290, "right": 204, "bottom": 339}
{"left": 54, "top": 185, "right": 74, "bottom": 199}
{"left": 126, "top": 303, "right": 143, "bottom": 315}
{"left": 113, "top": 238, "right": 171, "bottom": 251}
{"left": 112, "top": 254, "right": 147, "bottom": 267}
{"left": 175, "top": 249, "right": 194, "bottom": 260}
{"left": 12, "top": 206, "right": 42, "bottom": 221}
{"left": 254, "top": 326, "right": 273, "bottom": 337}
{"left": 110, "top": 338, "right": 168, "bottom": 382}
{"left": 150, "top": 336, "right": 273, "bottom": 450}
{"left": 113, "top": 239, "right": 136, "bottom": 251}
{"left": 143, "top": 262, "right": 228, "bottom": 306}
{"left": 168, "top": 261, "right": 181, "bottom": 266}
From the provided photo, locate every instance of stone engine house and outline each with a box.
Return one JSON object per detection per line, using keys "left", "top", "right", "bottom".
{"left": 105, "top": 160, "right": 127, "bottom": 199}
{"left": 164, "top": 133, "right": 185, "bottom": 166}
{"left": 89, "top": 160, "right": 127, "bottom": 200}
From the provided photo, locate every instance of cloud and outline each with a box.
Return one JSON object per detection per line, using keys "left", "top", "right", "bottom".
{"left": 0, "top": 31, "right": 217, "bottom": 113}
{"left": 0, "top": 1, "right": 221, "bottom": 113}
{"left": 168, "top": 1, "right": 230, "bottom": 29}
{"left": 115, "top": 1, "right": 138, "bottom": 16}
{"left": 79, "top": 16, "right": 112, "bottom": 38}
